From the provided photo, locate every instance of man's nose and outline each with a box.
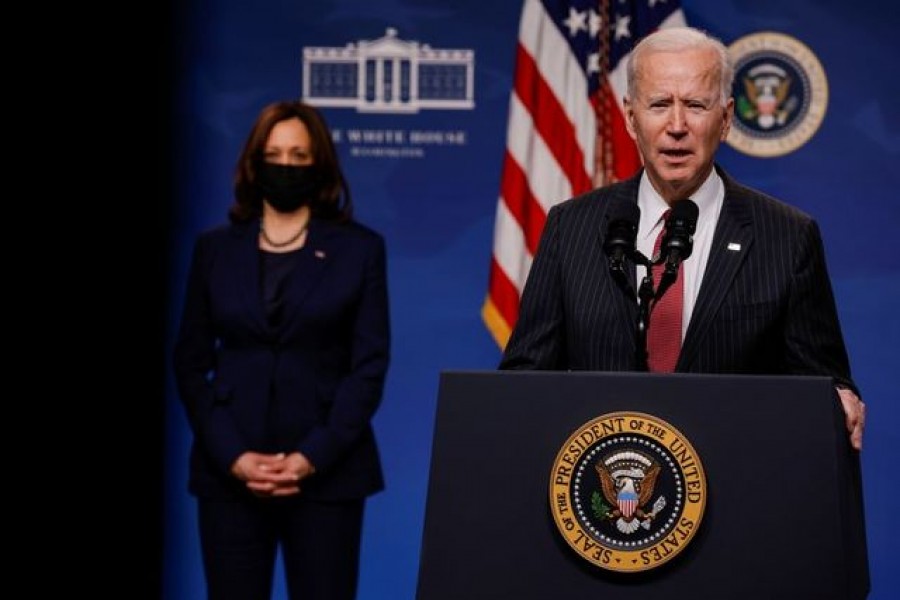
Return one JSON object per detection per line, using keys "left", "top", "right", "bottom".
{"left": 667, "top": 106, "right": 687, "bottom": 134}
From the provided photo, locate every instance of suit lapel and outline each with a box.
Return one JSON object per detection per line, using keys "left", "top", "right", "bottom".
{"left": 232, "top": 221, "right": 270, "bottom": 334}
{"left": 678, "top": 176, "right": 754, "bottom": 370}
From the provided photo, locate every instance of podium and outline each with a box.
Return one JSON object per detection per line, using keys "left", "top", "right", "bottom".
{"left": 416, "top": 371, "right": 869, "bottom": 599}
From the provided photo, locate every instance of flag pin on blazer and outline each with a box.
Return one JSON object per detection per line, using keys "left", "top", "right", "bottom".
{"left": 315, "top": 250, "right": 326, "bottom": 259}
{"left": 727, "top": 243, "right": 741, "bottom": 252}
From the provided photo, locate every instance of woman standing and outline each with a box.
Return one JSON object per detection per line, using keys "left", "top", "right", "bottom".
{"left": 173, "top": 100, "right": 390, "bottom": 600}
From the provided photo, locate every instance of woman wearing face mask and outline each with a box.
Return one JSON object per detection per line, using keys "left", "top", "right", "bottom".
{"left": 173, "top": 100, "right": 391, "bottom": 600}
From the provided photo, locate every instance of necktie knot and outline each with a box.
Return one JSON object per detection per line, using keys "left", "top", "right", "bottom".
{"left": 652, "top": 209, "right": 672, "bottom": 260}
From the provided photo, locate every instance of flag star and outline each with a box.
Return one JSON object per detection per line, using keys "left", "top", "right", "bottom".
{"left": 562, "top": 7, "right": 587, "bottom": 37}
{"left": 588, "top": 10, "right": 603, "bottom": 37}
{"left": 586, "top": 52, "right": 600, "bottom": 74}
{"left": 613, "top": 14, "right": 632, "bottom": 41}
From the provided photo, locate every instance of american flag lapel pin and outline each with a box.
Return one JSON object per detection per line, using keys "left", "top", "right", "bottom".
{"left": 727, "top": 243, "right": 741, "bottom": 252}
{"left": 315, "top": 250, "right": 326, "bottom": 259}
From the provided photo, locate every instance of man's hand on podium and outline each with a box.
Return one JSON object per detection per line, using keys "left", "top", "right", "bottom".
{"left": 837, "top": 387, "right": 865, "bottom": 451}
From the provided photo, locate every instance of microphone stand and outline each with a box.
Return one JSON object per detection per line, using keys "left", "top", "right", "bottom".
{"left": 629, "top": 198, "right": 697, "bottom": 371}
{"left": 608, "top": 255, "right": 634, "bottom": 300}
{"left": 654, "top": 261, "right": 679, "bottom": 302}
{"left": 633, "top": 251, "right": 653, "bottom": 372}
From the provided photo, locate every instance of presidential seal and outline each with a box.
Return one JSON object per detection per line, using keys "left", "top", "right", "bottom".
{"left": 726, "top": 31, "right": 828, "bottom": 158}
{"left": 549, "top": 412, "right": 706, "bottom": 572}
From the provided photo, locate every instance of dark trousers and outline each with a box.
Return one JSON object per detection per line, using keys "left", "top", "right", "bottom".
{"left": 198, "top": 495, "right": 365, "bottom": 600}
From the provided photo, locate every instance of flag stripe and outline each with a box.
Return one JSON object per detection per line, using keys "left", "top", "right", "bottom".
{"left": 488, "top": 257, "right": 521, "bottom": 328}
{"left": 513, "top": 44, "right": 593, "bottom": 195}
{"left": 505, "top": 94, "right": 572, "bottom": 215}
{"left": 492, "top": 198, "right": 534, "bottom": 292}
{"left": 499, "top": 151, "right": 546, "bottom": 255}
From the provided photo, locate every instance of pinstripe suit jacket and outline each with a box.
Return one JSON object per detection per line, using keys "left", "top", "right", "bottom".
{"left": 500, "top": 165, "right": 856, "bottom": 391}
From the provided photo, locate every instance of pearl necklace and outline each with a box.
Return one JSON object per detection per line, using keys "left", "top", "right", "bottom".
{"left": 260, "top": 220, "right": 308, "bottom": 248}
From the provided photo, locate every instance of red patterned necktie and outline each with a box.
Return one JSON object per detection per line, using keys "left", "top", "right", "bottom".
{"left": 647, "top": 210, "right": 683, "bottom": 372}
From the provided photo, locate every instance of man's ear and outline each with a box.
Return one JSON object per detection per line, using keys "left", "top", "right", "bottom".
{"left": 720, "top": 97, "right": 735, "bottom": 141}
{"left": 623, "top": 96, "right": 637, "bottom": 141}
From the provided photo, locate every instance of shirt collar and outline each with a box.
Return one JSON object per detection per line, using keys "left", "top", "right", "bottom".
{"left": 637, "top": 168, "right": 722, "bottom": 242}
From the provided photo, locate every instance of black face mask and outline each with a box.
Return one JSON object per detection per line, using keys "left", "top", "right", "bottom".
{"left": 256, "top": 163, "right": 323, "bottom": 213}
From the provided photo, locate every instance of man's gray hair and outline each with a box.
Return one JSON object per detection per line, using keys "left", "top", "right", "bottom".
{"left": 626, "top": 27, "right": 734, "bottom": 106}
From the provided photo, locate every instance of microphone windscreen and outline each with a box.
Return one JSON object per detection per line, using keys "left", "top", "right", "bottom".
{"left": 603, "top": 199, "right": 640, "bottom": 259}
{"left": 670, "top": 198, "right": 699, "bottom": 233}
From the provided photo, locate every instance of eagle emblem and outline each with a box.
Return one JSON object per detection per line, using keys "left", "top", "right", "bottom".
{"left": 737, "top": 62, "right": 795, "bottom": 130}
{"left": 595, "top": 451, "right": 666, "bottom": 534}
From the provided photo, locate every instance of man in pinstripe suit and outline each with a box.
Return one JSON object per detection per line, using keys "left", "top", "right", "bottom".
{"left": 499, "top": 27, "right": 865, "bottom": 450}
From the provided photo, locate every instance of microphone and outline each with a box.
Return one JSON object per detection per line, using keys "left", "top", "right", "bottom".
{"left": 658, "top": 198, "right": 699, "bottom": 275}
{"left": 603, "top": 199, "right": 640, "bottom": 273}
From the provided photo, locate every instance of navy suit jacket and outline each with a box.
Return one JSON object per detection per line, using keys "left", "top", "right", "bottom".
{"left": 173, "top": 217, "right": 390, "bottom": 500}
{"left": 501, "top": 166, "right": 856, "bottom": 391}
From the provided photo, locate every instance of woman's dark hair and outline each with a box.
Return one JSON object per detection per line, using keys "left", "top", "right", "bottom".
{"left": 229, "top": 101, "right": 353, "bottom": 223}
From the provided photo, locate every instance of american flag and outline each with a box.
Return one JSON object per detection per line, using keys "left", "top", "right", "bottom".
{"left": 482, "top": 0, "right": 685, "bottom": 348}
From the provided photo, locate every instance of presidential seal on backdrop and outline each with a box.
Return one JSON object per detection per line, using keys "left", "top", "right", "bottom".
{"left": 726, "top": 31, "right": 828, "bottom": 158}
{"left": 549, "top": 412, "right": 706, "bottom": 572}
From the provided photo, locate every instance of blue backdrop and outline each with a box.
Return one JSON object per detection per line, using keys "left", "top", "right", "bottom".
{"left": 164, "top": 1, "right": 900, "bottom": 598}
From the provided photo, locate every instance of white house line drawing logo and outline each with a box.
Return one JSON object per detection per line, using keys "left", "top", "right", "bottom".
{"left": 302, "top": 28, "right": 475, "bottom": 113}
